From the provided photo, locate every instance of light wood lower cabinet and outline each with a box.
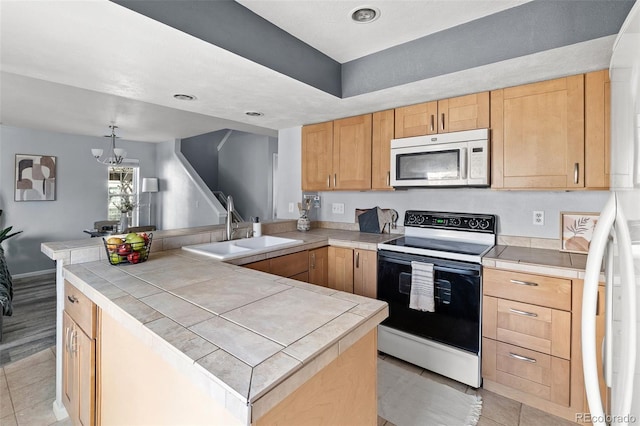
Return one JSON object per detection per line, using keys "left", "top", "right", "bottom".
{"left": 328, "top": 247, "right": 354, "bottom": 293}
{"left": 482, "top": 268, "right": 605, "bottom": 421}
{"left": 328, "top": 247, "right": 378, "bottom": 298}
{"left": 244, "top": 246, "right": 377, "bottom": 298}
{"left": 308, "top": 247, "right": 329, "bottom": 287}
{"left": 353, "top": 249, "right": 377, "bottom": 299}
{"left": 63, "top": 281, "right": 96, "bottom": 426}
{"left": 244, "top": 251, "right": 309, "bottom": 281}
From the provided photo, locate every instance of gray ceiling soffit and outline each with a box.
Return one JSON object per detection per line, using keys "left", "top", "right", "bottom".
{"left": 111, "top": 0, "right": 342, "bottom": 97}
{"left": 112, "top": 0, "right": 634, "bottom": 101}
{"left": 342, "top": 0, "right": 635, "bottom": 98}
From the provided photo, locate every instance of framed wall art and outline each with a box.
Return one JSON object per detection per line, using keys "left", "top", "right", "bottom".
{"left": 560, "top": 211, "right": 599, "bottom": 254}
{"left": 15, "top": 154, "right": 56, "bottom": 201}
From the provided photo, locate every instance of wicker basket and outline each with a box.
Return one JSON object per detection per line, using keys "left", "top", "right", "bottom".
{"left": 103, "top": 232, "right": 153, "bottom": 265}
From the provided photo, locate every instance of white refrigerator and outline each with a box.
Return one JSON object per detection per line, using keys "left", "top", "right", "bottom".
{"left": 583, "top": 2, "right": 640, "bottom": 425}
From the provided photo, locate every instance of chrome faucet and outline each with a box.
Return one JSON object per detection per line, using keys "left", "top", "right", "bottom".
{"left": 225, "top": 195, "right": 235, "bottom": 241}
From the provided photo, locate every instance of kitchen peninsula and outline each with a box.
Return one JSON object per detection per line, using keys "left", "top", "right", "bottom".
{"left": 42, "top": 223, "right": 390, "bottom": 425}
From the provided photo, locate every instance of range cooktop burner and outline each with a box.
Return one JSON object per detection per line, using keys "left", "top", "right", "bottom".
{"left": 377, "top": 210, "right": 497, "bottom": 263}
{"left": 386, "top": 236, "right": 492, "bottom": 256}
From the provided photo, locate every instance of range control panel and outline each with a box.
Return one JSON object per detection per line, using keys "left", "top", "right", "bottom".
{"left": 404, "top": 210, "right": 497, "bottom": 233}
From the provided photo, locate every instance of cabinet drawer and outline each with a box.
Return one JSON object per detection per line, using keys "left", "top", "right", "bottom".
{"left": 483, "top": 268, "right": 571, "bottom": 311}
{"left": 270, "top": 251, "right": 308, "bottom": 278}
{"left": 483, "top": 296, "right": 571, "bottom": 359}
{"left": 483, "top": 338, "right": 570, "bottom": 406}
{"left": 64, "top": 281, "right": 96, "bottom": 338}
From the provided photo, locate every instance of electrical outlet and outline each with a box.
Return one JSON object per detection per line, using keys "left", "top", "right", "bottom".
{"left": 332, "top": 203, "right": 345, "bottom": 214}
{"left": 533, "top": 210, "right": 544, "bottom": 226}
{"left": 288, "top": 202, "right": 294, "bottom": 213}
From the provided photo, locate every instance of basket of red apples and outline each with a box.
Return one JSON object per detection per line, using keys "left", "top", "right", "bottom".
{"left": 103, "top": 232, "right": 152, "bottom": 265}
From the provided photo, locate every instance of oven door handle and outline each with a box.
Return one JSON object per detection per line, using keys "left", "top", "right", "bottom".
{"left": 379, "top": 256, "right": 479, "bottom": 276}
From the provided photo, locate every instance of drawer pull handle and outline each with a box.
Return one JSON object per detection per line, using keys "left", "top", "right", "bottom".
{"left": 67, "top": 295, "right": 78, "bottom": 303}
{"left": 509, "top": 353, "right": 537, "bottom": 363}
{"left": 509, "top": 308, "right": 538, "bottom": 318}
{"left": 509, "top": 279, "right": 538, "bottom": 287}
{"left": 430, "top": 114, "right": 435, "bottom": 132}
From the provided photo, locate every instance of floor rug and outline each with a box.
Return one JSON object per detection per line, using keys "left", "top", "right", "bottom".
{"left": 378, "top": 358, "right": 482, "bottom": 426}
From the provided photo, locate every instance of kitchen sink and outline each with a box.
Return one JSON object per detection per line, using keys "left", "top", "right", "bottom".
{"left": 181, "top": 236, "right": 303, "bottom": 260}
{"left": 234, "top": 235, "right": 300, "bottom": 250}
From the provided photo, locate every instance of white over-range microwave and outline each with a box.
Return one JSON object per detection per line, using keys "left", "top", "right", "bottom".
{"left": 390, "top": 128, "right": 490, "bottom": 188}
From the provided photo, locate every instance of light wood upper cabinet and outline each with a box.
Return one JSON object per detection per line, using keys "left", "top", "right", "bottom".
{"left": 353, "top": 249, "right": 377, "bottom": 299}
{"left": 302, "top": 121, "right": 333, "bottom": 191}
{"left": 394, "top": 101, "right": 438, "bottom": 137}
{"left": 302, "top": 114, "right": 373, "bottom": 191}
{"left": 438, "top": 92, "right": 490, "bottom": 133}
{"left": 328, "top": 246, "right": 354, "bottom": 293}
{"left": 333, "top": 114, "right": 372, "bottom": 190}
{"left": 394, "top": 92, "right": 489, "bottom": 138}
{"left": 491, "top": 71, "right": 610, "bottom": 190}
{"left": 585, "top": 69, "right": 610, "bottom": 189}
{"left": 371, "top": 109, "right": 395, "bottom": 190}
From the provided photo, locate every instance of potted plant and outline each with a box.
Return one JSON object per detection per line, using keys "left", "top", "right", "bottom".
{"left": 0, "top": 209, "right": 22, "bottom": 341}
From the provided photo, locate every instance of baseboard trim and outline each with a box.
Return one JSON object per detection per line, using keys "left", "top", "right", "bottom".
{"left": 12, "top": 269, "right": 56, "bottom": 279}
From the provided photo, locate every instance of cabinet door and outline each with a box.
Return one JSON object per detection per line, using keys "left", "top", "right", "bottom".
{"left": 353, "top": 249, "right": 377, "bottom": 298}
{"left": 77, "top": 325, "right": 96, "bottom": 426}
{"left": 585, "top": 69, "right": 610, "bottom": 189}
{"left": 371, "top": 109, "right": 395, "bottom": 190}
{"left": 63, "top": 311, "right": 96, "bottom": 426}
{"left": 270, "top": 251, "right": 308, "bottom": 278}
{"left": 491, "top": 75, "right": 585, "bottom": 189}
{"left": 328, "top": 247, "right": 354, "bottom": 293}
{"left": 62, "top": 311, "right": 77, "bottom": 422}
{"left": 302, "top": 121, "right": 333, "bottom": 191}
{"left": 309, "top": 247, "right": 329, "bottom": 287}
{"left": 438, "top": 92, "right": 489, "bottom": 133}
{"left": 333, "top": 114, "right": 372, "bottom": 190}
{"left": 394, "top": 101, "right": 438, "bottom": 138}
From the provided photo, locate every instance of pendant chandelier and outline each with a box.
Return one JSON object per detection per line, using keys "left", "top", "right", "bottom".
{"left": 91, "top": 125, "right": 126, "bottom": 165}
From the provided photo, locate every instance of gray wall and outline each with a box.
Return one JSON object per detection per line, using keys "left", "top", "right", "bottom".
{"left": 0, "top": 125, "right": 158, "bottom": 275}
{"left": 181, "top": 130, "right": 225, "bottom": 190}
{"left": 276, "top": 126, "right": 610, "bottom": 239}
{"left": 218, "top": 131, "right": 278, "bottom": 221}
{"left": 155, "top": 140, "right": 225, "bottom": 230}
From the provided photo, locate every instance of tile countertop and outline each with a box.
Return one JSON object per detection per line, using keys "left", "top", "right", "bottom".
{"left": 482, "top": 244, "right": 595, "bottom": 280}
{"left": 48, "top": 226, "right": 393, "bottom": 424}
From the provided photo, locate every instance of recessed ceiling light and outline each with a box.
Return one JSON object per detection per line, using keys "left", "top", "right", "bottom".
{"left": 173, "top": 94, "right": 196, "bottom": 101}
{"left": 351, "top": 7, "right": 380, "bottom": 23}
{"left": 245, "top": 111, "right": 264, "bottom": 117}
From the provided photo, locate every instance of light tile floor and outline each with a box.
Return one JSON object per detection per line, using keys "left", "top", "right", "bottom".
{"left": 1, "top": 347, "right": 579, "bottom": 426}
{"left": 0, "top": 347, "right": 70, "bottom": 426}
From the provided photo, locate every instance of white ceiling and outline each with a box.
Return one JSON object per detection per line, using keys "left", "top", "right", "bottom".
{"left": 0, "top": 0, "right": 619, "bottom": 142}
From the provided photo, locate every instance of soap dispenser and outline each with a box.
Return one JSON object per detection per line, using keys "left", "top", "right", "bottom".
{"left": 252, "top": 217, "right": 262, "bottom": 237}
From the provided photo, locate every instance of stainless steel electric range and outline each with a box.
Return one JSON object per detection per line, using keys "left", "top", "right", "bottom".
{"left": 377, "top": 210, "right": 497, "bottom": 388}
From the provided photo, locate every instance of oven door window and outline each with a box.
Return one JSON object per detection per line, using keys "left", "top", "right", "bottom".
{"left": 378, "top": 253, "right": 481, "bottom": 353}
{"left": 396, "top": 149, "right": 460, "bottom": 181}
